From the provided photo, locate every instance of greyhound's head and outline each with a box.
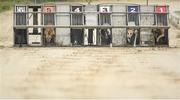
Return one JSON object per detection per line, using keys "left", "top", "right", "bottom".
{"left": 127, "top": 29, "right": 134, "bottom": 38}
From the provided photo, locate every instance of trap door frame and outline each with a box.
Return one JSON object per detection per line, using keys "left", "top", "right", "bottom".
{"left": 98, "top": 4, "right": 112, "bottom": 25}
{"left": 71, "top": 28, "right": 84, "bottom": 46}
{"left": 126, "top": 5, "right": 140, "bottom": 46}
{"left": 14, "top": 5, "right": 28, "bottom": 45}
{"left": 139, "top": 5, "right": 155, "bottom": 46}
{"left": 14, "top": 5, "right": 27, "bottom": 26}
{"left": 70, "top": 4, "right": 84, "bottom": 25}
{"left": 28, "top": 5, "right": 42, "bottom": 33}
{"left": 84, "top": 28, "right": 97, "bottom": 46}
{"left": 27, "top": 5, "right": 43, "bottom": 46}
{"left": 43, "top": 4, "right": 56, "bottom": 45}
{"left": 127, "top": 5, "right": 140, "bottom": 26}
{"left": 155, "top": 5, "right": 169, "bottom": 46}
{"left": 43, "top": 4, "right": 56, "bottom": 25}
{"left": 98, "top": 28, "right": 112, "bottom": 46}
{"left": 14, "top": 28, "right": 28, "bottom": 45}
{"left": 155, "top": 5, "right": 169, "bottom": 26}
{"left": 84, "top": 4, "right": 98, "bottom": 26}
{"left": 56, "top": 4, "right": 71, "bottom": 46}
{"left": 112, "top": 4, "right": 127, "bottom": 46}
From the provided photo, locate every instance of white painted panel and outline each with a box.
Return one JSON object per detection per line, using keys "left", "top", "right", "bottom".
{"left": 56, "top": 15, "right": 70, "bottom": 25}
{"left": 140, "top": 28, "right": 154, "bottom": 46}
{"left": 84, "top": 29, "right": 88, "bottom": 45}
{"left": 56, "top": 28, "right": 71, "bottom": 46}
{"left": 28, "top": 8, "right": 33, "bottom": 33}
{"left": 85, "top": 14, "right": 98, "bottom": 25}
{"left": 28, "top": 35, "right": 42, "bottom": 46}
{"left": 112, "top": 28, "right": 126, "bottom": 46}
{"left": 56, "top": 5, "right": 70, "bottom": 12}
{"left": 38, "top": 8, "right": 41, "bottom": 33}
{"left": 112, "top": 15, "right": 126, "bottom": 25}
{"left": 93, "top": 29, "right": 97, "bottom": 45}
{"left": 112, "top": 5, "right": 126, "bottom": 12}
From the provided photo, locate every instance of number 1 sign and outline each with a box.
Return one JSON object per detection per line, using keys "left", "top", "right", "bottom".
{"left": 155, "top": 6, "right": 167, "bottom": 13}
{"left": 128, "top": 6, "right": 138, "bottom": 13}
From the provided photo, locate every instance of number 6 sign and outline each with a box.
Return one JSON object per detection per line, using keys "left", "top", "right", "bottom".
{"left": 155, "top": 6, "right": 167, "bottom": 13}
{"left": 16, "top": 6, "right": 26, "bottom": 12}
{"left": 128, "top": 6, "right": 138, "bottom": 13}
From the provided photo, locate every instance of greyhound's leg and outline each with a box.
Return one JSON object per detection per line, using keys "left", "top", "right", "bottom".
{"left": 134, "top": 33, "right": 137, "bottom": 47}
{"left": 157, "top": 34, "right": 165, "bottom": 43}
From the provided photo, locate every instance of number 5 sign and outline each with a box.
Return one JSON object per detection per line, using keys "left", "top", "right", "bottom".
{"left": 155, "top": 6, "right": 167, "bottom": 13}
{"left": 128, "top": 6, "right": 138, "bottom": 13}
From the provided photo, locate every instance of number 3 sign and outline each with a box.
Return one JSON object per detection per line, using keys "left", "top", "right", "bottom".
{"left": 128, "top": 6, "right": 138, "bottom": 13}
{"left": 155, "top": 6, "right": 167, "bottom": 13}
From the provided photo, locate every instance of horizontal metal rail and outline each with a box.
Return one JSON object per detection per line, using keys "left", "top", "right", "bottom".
{"left": 13, "top": 25, "right": 170, "bottom": 29}
{"left": 13, "top": 12, "right": 169, "bottom": 14}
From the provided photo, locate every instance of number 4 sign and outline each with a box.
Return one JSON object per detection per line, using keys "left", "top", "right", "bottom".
{"left": 128, "top": 6, "right": 138, "bottom": 12}
{"left": 155, "top": 6, "right": 167, "bottom": 13}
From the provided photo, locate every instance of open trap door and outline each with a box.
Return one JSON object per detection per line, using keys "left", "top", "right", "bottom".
{"left": 71, "top": 29, "right": 84, "bottom": 46}
{"left": 98, "top": 29, "right": 112, "bottom": 46}
{"left": 126, "top": 28, "right": 140, "bottom": 46}
{"left": 152, "top": 28, "right": 168, "bottom": 45}
{"left": 127, "top": 5, "right": 140, "bottom": 47}
{"left": 14, "top": 29, "right": 27, "bottom": 46}
{"left": 153, "top": 6, "right": 169, "bottom": 46}
{"left": 43, "top": 4, "right": 56, "bottom": 46}
{"left": 14, "top": 6, "right": 27, "bottom": 46}
{"left": 43, "top": 27, "right": 55, "bottom": 45}
{"left": 84, "top": 29, "right": 97, "bottom": 46}
{"left": 28, "top": 5, "right": 42, "bottom": 46}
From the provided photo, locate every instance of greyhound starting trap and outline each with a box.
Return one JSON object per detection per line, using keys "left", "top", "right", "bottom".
{"left": 13, "top": 3, "right": 170, "bottom": 47}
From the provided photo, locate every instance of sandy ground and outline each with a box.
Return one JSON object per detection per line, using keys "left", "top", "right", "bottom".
{"left": 1, "top": 0, "right": 180, "bottom": 99}
{"left": 1, "top": 47, "right": 180, "bottom": 99}
{"left": 0, "top": 10, "right": 13, "bottom": 47}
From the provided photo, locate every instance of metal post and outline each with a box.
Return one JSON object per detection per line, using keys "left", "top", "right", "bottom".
{"left": 147, "top": 0, "right": 149, "bottom": 5}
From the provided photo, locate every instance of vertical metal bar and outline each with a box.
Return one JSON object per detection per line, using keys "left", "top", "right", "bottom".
{"left": 55, "top": 5, "right": 57, "bottom": 26}
{"left": 99, "top": 13, "right": 101, "bottom": 25}
{"left": 126, "top": 5, "right": 128, "bottom": 43}
{"left": 82, "top": 5, "right": 84, "bottom": 25}
{"left": 70, "top": 5, "right": 72, "bottom": 25}
{"left": 110, "top": 5, "right": 112, "bottom": 25}
{"left": 127, "top": 6, "right": 129, "bottom": 25}
{"left": 167, "top": 5, "right": 169, "bottom": 26}
{"left": 14, "top": 5, "right": 15, "bottom": 26}
{"left": 155, "top": 5, "right": 158, "bottom": 26}
{"left": 27, "top": 26, "right": 29, "bottom": 46}
{"left": 26, "top": 5, "right": 28, "bottom": 25}
{"left": 138, "top": 5, "right": 140, "bottom": 26}
{"left": 42, "top": 5, "right": 44, "bottom": 26}
{"left": 13, "top": 5, "right": 15, "bottom": 46}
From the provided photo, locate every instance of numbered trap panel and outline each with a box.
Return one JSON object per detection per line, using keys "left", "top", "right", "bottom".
{"left": 13, "top": 4, "right": 169, "bottom": 47}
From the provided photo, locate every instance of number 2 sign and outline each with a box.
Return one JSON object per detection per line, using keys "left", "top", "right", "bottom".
{"left": 128, "top": 6, "right": 138, "bottom": 13}
{"left": 155, "top": 6, "right": 167, "bottom": 13}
